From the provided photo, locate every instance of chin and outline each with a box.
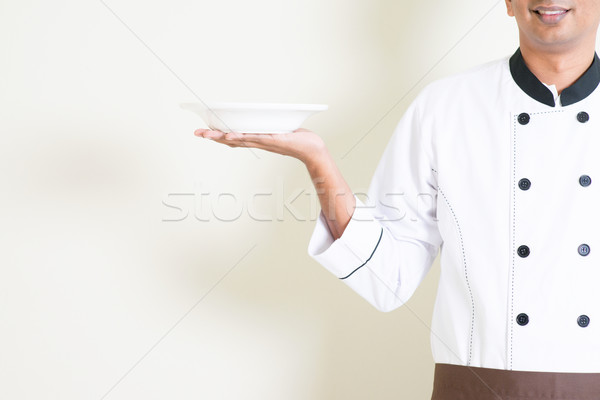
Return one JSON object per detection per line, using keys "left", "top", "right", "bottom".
{"left": 525, "top": 28, "right": 575, "bottom": 48}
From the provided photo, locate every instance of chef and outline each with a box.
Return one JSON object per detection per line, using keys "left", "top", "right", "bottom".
{"left": 195, "top": 0, "right": 600, "bottom": 398}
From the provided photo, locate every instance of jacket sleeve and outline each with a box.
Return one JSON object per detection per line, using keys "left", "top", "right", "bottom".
{"left": 307, "top": 98, "right": 442, "bottom": 312}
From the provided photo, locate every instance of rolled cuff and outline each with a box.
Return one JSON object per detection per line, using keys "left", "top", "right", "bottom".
{"left": 307, "top": 195, "right": 384, "bottom": 279}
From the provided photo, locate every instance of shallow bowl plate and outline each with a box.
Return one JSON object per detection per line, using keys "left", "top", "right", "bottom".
{"left": 180, "top": 102, "right": 328, "bottom": 134}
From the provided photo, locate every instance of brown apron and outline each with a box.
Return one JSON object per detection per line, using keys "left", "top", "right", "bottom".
{"left": 431, "top": 363, "right": 600, "bottom": 400}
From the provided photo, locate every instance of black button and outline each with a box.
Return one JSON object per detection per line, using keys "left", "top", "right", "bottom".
{"left": 577, "top": 112, "right": 590, "bottom": 123}
{"left": 517, "top": 313, "right": 529, "bottom": 326}
{"left": 578, "top": 315, "right": 590, "bottom": 327}
{"left": 517, "top": 245, "right": 530, "bottom": 258}
{"left": 578, "top": 244, "right": 590, "bottom": 256}
{"left": 518, "top": 113, "right": 530, "bottom": 125}
{"left": 580, "top": 175, "right": 592, "bottom": 187}
{"left": 519, "top": 178, "right": 531, "bottom": 190}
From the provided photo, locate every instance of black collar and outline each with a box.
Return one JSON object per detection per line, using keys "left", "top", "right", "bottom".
{"left": 509, "top": 47, "right": 600, "bottom": 107}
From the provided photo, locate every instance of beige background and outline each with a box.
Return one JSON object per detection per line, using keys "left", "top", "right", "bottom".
{"left": 0, "top": 0, "right": 526, "bottom": 398}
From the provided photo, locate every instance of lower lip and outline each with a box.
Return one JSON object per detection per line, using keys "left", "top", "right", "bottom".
{"left": 534, "top": 10, "right": 569, "bottom": 24}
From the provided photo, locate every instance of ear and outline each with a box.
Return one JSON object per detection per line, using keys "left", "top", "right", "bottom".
{"left": 505, "top": 0, "right": 515, "bottom": 17}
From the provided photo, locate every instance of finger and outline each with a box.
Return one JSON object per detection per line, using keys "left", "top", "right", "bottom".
{"left": 223, "top": 137, "right": 256, "bottom": 148}
{"left": 217, "top": 136, "right": 265, "bottom": 149}
{"left": 210, "top": 136, "right": 281, "bottom": 154}
{"left": 205, "top": 130, "right": 227, "bottom": 140}
{"left": 210, "top": 136, "right": 250, "bottom": 147}
{"left": 194, "top": 128, "right": 219, "bottom": 137}
{"left": 224, "top": 131, "right": 252, "bottom": 140}
{"left": 224, "top": 139, "right": 269, "bottom": 151}
{"left": 224, "top": 132, "right": 276, "bottom": 143}
{"left": 193, "top": 128, "right": 226, "bottom": 139}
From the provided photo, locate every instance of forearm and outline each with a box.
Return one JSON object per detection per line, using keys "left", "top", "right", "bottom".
{"left": 303, "top": 149, "right": 356, "bottom": 240}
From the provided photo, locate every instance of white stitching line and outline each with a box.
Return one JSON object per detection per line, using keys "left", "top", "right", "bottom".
{"left": 362, "top": 263, "right": 503, "bottom": 400}
{"left": 510, "top": 109, "right": 565, "bottom": 370}
{"left": 511, "top": 114, "right": 516, "bottom": 370}
{"left": 437, "top": 185, "right": 475, "bottom": 366}
{"left": 528, "top": 110, "right": 566, "bottom": 115}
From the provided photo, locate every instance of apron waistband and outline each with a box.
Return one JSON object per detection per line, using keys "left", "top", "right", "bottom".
{"left": 431, "top": 363, "right": 600, "bottom": 400}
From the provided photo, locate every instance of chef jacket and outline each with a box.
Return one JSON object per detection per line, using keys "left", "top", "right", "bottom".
{"left": 308, "top": 48, "right": 600, "bottom": 373}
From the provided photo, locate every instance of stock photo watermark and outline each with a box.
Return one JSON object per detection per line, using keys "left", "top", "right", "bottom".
{"left": 162, "top": 179, "right": 439, "bottom": 223}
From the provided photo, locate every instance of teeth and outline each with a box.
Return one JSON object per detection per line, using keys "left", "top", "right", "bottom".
{"left": 538, "top": 10, "right": 566, "bottom": 15}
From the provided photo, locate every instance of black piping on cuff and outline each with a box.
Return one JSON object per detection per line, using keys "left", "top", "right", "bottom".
{"left": 339, "top": 228, "right": 384, "bottom": 280}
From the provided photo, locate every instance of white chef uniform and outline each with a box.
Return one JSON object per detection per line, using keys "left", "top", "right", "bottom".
{"left": 307, "top": 48, "right": 600, "bottom": 375}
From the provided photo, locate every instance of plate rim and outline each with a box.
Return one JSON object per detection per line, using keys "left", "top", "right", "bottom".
{"left": 181, "top": 101, "right": 328, "bottom": 111}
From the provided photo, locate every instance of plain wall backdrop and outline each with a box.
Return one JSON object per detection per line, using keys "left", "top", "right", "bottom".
{"left": 0, "top": 0, "right": 552, "bottom": 398}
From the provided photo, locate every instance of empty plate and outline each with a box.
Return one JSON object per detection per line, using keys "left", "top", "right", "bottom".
{"left": 180, "top": 101, "right": 328, "bottom": 134}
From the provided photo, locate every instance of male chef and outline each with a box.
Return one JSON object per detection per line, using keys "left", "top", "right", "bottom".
{"left": 195, "top": 1, "right": 600, "bottom": 398}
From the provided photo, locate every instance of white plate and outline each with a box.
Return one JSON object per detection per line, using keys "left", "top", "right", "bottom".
{"left": 180, "top": 101, "right": 328, "bottom": 134}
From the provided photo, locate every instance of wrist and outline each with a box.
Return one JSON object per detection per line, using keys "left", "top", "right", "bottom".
{"left": 300, "top": 142, "right": 330, "bottom": 169}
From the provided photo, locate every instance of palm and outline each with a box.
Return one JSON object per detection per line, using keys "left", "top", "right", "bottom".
{"left": 194, "top": 128, "right": 325, "bottom": 164}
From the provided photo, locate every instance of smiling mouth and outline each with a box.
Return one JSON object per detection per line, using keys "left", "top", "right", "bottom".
{"left": 534, "top": 9, "right": 569, "bottom": 15}
{"left": 532, "top": 6, "right": 570, "bottom": 23}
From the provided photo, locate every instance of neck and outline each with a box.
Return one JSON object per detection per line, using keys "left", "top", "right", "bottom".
{"left": 519, "top": 41, "right": 596, "bottom": 94}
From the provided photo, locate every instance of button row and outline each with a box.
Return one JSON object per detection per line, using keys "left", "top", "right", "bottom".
{"left": 518, "top": 175, "right": 592, "bottom": 190}
{"left": 516, "top": 244, "right": 590, "bottom": 257}
{"left": 517, "top": 173, "right": 592, "bottom": 256}
{"left": 518, "top": 111, "right": 590, "bottom": 125}
{"left": 516, "top": 110, "right": 592, "bottom": 330}
{"left": 516, "top": 313, "right": 590, "bottom": 327}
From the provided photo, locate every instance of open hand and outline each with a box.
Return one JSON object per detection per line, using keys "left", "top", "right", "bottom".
{"left": 194, "top": 128, "right": 327, "bottom": 165}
